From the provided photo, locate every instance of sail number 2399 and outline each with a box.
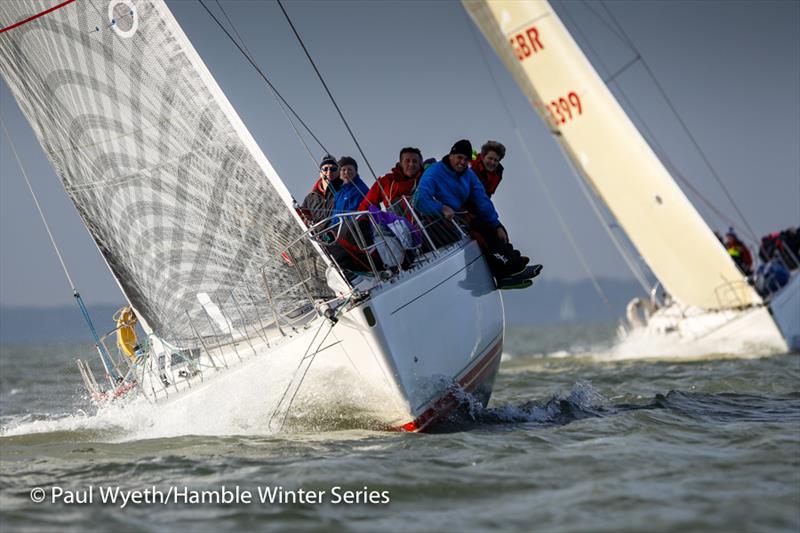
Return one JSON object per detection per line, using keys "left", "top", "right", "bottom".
{"left": 545, "top": 92, "right": 582, "bottom": 126}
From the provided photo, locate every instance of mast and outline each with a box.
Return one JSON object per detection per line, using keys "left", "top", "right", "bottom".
{"left": 463, "top": 0, "right": 761, "bottom": 310}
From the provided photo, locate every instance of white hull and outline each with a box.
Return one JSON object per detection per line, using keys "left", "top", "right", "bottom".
{"left": 768, "top": 272, "right": 800, "bottom": 351}
{"left": 127, "top": 241, "right": 504, "bottom": 432}
{"left": 615, "top": 275, "right": 799, "bottom": 359}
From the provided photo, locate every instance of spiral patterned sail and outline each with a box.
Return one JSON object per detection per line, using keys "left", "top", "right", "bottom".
{"left": 0, "top": 0, "right": 331, "bottom": 346}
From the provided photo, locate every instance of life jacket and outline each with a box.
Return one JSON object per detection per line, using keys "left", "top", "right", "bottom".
{"left": 114, "top": 306, "right": 138, "bottom": 360}
{"left": 471, "top": 155, "right": 503, "bottom": 197}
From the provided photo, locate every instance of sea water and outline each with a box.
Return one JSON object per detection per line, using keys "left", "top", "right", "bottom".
{"left": 1, "top": 324, "right": 798, "bottom": 532}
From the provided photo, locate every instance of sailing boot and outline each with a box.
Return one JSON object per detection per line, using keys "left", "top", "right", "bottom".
{"left": 496, "top": 264, "right": 543, "bottom": 289}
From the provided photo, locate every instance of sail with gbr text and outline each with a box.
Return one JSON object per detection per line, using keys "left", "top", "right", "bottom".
{"left": 463, "top": 0, "right": 761, "bottom": 310}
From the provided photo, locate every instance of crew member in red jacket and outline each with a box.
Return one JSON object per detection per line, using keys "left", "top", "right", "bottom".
{"left": 470, "top": 140, "right": 506, "bottom": 197}
{"left": 358, "top": 147, "right": 423, "bottom": 212}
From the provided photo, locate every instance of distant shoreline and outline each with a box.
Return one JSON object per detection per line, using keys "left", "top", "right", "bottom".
{"left": 0, "top": 279, "right": 641, "bottom": 344}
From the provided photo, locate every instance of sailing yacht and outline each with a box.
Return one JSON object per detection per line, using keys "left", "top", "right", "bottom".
{"left": 463, "top": 0, "right": 799, "bottom": 355}
{"left": 0, "top": 0, "right": 507, "bottom": 431}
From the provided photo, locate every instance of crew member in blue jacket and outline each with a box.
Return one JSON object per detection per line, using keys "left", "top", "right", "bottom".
{"left": 331, "top": 156, "right": 369, "bottom": 226}
{"left": 415, "top": 139, "right": 540, "bottom": 287}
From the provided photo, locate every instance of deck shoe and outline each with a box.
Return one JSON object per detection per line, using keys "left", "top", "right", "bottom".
{"left": 506, "top": 263, "right": 541, "bottom": 279}
{"left": 498, "top": 278, "right": 533, "bottom": 290}
{"left": 496, "top": 264, "right": 542, "bottom": 290}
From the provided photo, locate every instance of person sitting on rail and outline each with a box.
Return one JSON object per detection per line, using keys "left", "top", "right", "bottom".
{"left": 414, "top": 139, "right": 541, "bottom": 288}
{"left": 470, "top": 140, "right": 506, "bottom": 197}
{"left": 330, "top": 156, "right": 369, "bottom": 226}
{"left": 322, "top": 156, "right": 376, "bottom": 274}
{"left": 725, "top": 228, "right": 753, "bottom": 276}
{"left": 298, "top": 154, "right": 341, "bottom": 227}
{"left": 358, "top": 147, "right": 423, "bottom": 214}
{"left": 755, "top": 250, "right": 790, "bottom": 297}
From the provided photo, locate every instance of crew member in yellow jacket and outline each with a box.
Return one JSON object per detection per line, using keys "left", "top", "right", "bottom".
{"left": 114, "top": 306, "right": 139, "bottom": 360}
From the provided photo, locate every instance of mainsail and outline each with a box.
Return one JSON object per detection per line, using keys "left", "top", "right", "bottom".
{"left": 463, "top": 0, "right": 761, "bottom": 309}
{"left": 0, "top": 0, "right": 331, "bottom": 346}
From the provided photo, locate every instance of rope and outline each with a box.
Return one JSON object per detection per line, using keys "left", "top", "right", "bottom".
{"left": 268, "top": 294, "right": 351, "bottom": 432}
{"left": 197, "top": 0, "right": 330, "bottom": 159}
{"left": 275, "top": 0, "right": 378, "bottom": 182}
{"left": 464, "top": 11, "right": 612, "bottom": 307}
{"left": 1, "top": 116, "right": 118, "bottom": 379}
{"left": 1, "top": 118, "right": 76, "bottom": 289}
{"left": 597, "top": 1, "right": 760, "bottom": 245}
{"left": 556, "top": 142, "right": 654, "bottom": 294}
{"left": 561, "top": 2, "right": 744, "bottom": 240}
{"left": 212, "top": 0, "right": 318, "bottom": 168}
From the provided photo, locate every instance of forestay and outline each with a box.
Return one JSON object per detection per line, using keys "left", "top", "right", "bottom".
{"left": 0, "top": 0, "right": 331, "bottom": 346}
{"left": 463, "top": 0, "right": 760, "bottom": 309}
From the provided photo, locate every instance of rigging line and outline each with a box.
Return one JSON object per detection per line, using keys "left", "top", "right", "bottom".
{"left": 528, "top": 6, "right": 656, "bottom": 291}
{"left": 81, "top": 1, "right": 320, "bottom": 295}
{"left": 268, "top": 302, "right": 343, "bottom": 432}
{"left": 572, "top": 0, "right": 757, "bottom": 241}
{"left": 196, "top": 0, "right": 330, "bottom": 158}
{"left": 557, "top": 2, "right": 663, "bottom": 286}
{"left": 561, "top": 2, "right": 741, "bottom": 238}
{"left": 514, "top": 130, "right": 612, "bottom": 305}
{"left": 464, "top": 13, "right": 611, "bottom": 307}
{"left": 276, "top": 294, "right": 353, "bottom": 432}
{"left": 598, "top": 1, "right": 760, "bottom": 245}
{"left": 276, "top": 318, "right": 337, "bottom": 432}
{"left": 209, "top": 0, "right": 318, "bottom": 168}
{"left": 557, "top": 3, "right": 657, "bottom": 291}
{"left": 1, "top": 115, "right": 118, "bottom": 378}
{"left": 603, "top": 53, "right": 640, "bottom": 86}
{"left": 667, "top": 165, "right": 741, "bottom": 231}
{"left": 558, "top": 142, "right": 653, "bottom": 294}
{"left": 8, "top": 3, "right": 265, "bottom": 332}
{"left": 275, "top": 0, "right": 378, "bottom": 182}
{"left": 574, "top": 0, "right": 631, "bottom": 51}
{"left": 617, "top": 86, "right": 743, "bottom": 233}
{"left": 1, "top": 117, "right": 75, "bottom": 290}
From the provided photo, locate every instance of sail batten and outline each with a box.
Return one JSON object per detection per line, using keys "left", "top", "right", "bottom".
{"left": 1, "top": 0, "right": 331, "bottom": 345}
{"left": 463, "top": 0, "right": 761, "bottom": 309}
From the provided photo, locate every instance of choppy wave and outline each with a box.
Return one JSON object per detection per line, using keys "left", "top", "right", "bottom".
{"left": 434, "top": 383, "right": 800, "bottom": 431}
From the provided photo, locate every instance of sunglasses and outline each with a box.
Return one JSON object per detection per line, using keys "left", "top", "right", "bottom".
{"left": 321, "top": 166, "right": 338, "bottom": 172}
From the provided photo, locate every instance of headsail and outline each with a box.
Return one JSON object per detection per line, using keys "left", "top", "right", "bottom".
{"left": 0, "top": 0, "right": 331, "bottom": 346}
{"left": 463, "top": 0, "right": 761, "bottom": 309}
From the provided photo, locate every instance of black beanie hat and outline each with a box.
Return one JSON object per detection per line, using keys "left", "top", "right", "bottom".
{"left": 338, "top": 156, "right": 358, "bottom": 171}
{"left": 450, "top": 139, "right": 472, "bottom": 158}
{"left": 319, "top": 154, "right": 337, "bottom": 169}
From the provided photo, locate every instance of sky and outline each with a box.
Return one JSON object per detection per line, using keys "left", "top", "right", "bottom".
{"left": 1, "top": 0, "right": 798, "bottom": 308}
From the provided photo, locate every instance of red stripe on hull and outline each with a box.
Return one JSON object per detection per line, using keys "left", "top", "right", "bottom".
{"left": 394, "top": 337, "right": 503, "bottom": 433}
